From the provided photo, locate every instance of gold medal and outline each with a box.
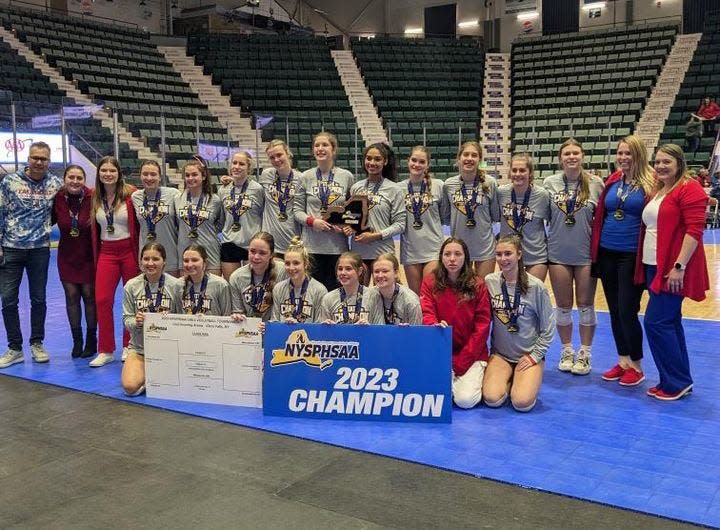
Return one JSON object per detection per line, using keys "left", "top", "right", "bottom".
{"left": 147, "top": 232, "right": 157, "bottom": 241}
{"left": 278, "top": 212, "right": 288, "bottom": 221}
{"left": 69, "top": 227, "right": 80, "bottom": 237}
{"left": 106, "top": 225, "right": 115, "bottom": 234}
{"left": 188, "top": 229, "right": 199, "bottom": 239}
{"left": 465, "top": 218, "right": 476, "bottom": 228}
{"left": 614, "top": 209, "right": 625, "bottom": 221}
{"left": 565, "top": 215, "right": 576, "bottom": 226}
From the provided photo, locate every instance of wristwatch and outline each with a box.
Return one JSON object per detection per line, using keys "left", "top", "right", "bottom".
{"left": 674, "top": 262, "right": 686, "bottom": 271}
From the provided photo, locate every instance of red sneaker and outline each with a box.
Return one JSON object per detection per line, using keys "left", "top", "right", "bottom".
{"left": 619, "top": 367, "right": 645, "bottom": 386}
{"left": 646, "top": 385, "right": 660, "bottom": 396}
{"left": 653, "top": 385, "right": 693, "bottom": 401}
{"left": 601, "top": 364, "right": 625, "bottom": 381}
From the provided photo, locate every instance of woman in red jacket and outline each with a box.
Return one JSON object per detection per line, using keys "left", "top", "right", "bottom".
{"left": 420, "top": 237, "right": 491, "bottom": 409}
{"left": 89, "top": 156, "right": 140, "bottom": 368}
{"left": 638, "top": 144, "right": 709, "bottom": 401}
{"left": 694, "top": 96, "right": 720, "bottom": 136}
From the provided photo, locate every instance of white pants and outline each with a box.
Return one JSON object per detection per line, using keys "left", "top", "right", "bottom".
{"left": 452, "top": 360, "right": 486, "bottom": 409}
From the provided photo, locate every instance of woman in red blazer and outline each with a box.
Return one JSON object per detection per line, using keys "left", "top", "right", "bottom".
{"left": 637, "top": 144, "right": 709, "bottom": 401}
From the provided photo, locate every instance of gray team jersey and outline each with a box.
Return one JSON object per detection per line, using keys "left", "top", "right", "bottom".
{"left": 229, "top": 259, "right": 287, "bottom": 320}
{"left": 349, "top": 178, "right": 406, "bottom": 260}
{"left": 271, "top": 277, "right": 328, "bottom": 323}
{"left": 294, "top": 166, "right": 354, "bottom": 255}
{"left": 484, "top": 272, "right": 555, "bottom": 364}
{"left": 372, "top": 284, "right": 422, "bottom": 325}
{"left": 444, "top": 174, "right": 498, "bottom": 262}
{"left": 122, "top": 273, "right": 182, "bottom": 355}
{"left": 177, "top": 273, "right": 231, "bottom": 316}
{"left": 217, "top": 178, "right": 264, "bottom": 249}
{"left": 543, "top": 173, "right": 605, "bottom": 266}
{"left": 320, "top": 286, "right": 385, "bottom": 324}
{"left": 174, "top": 192, "right": 224, "bottom": 268}
{"left": 258, "top": 168, "right": 302, "bottom": 253}
{"left": 131, "top": 187, "right": 180, "bottom": 271}
{"left": 398, "top": 178, "right": 448, "bottom": 265}
{"left": 494, "top": 185, "right": 551, "bottom": 265}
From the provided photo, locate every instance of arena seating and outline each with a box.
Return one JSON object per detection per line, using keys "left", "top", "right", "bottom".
{"left": 352, "top": 37, "right": 483, "bottom": 180}
{"left": 660, "top": 11, "right": 720, "bottom": 166}
{"left": 188, "top": 33, "right": 356, "bottom": 172}
{"left": 511, "top": 23, "right": 678, "bottom": 178}
{"left": 0, "top": 5, "right": 232, "bottom": 175}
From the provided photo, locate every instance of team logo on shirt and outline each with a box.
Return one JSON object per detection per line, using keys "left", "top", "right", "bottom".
{"left": 270, "top": 329, "right": 359, "bottom": 370}
{"left": 332, "top": 306, "right": 369, "bottom": 323}
{"left": 552, "top": 190, "right": 585, "bottom": 216}
{"left": 267, "top": 182, "right": 297, "bottom": 204}
{"left": 242, "top": 284, "right": 272, "bottom": 315}
{"left": 354, "top": 189, "right": 382, "bottom": 210}
{"left": 182, "top": 293, "right": 212, "bottom": 314}
{"left": 452, "top": 188, "right": 485, "bottom": 215}
{"left": 135, "top": 294, "right": 173, "bottom": 313}
{"left": 138, "top": 200, "right": 170, "bottom": 224}
{"left": 222, "top": 194, "right": 253, "bottom": 217}
{"left": 490, "top": 294, "right": 527, "bottom": 328}
{"left": 178, "top": 202, "right": 211, "bottom": 228}
{"left": 404, "top": 191, "right": 432, "bottom": 215}
{"left": 502, "top": 202, "right": 535, "bottom": 231}
{"left": 279, "top": 297, "right": 314, "bottom": 322}
{"left": 310, "top": 181, "right": 344, "bottom": 208}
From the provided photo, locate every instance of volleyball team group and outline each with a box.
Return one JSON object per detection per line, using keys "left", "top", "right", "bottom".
{"left": 0, "top": 131, "right": 709, "bottom": 410}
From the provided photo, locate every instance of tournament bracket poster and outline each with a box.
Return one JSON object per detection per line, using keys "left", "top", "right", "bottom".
{"left": 263, "top": 323, "right": 452, "bottom": 423}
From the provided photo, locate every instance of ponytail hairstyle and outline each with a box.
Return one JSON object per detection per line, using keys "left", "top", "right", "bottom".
{"left": 182, "top": 155, "right": 214, "bottom": 197}
{"left": 457, "top": 141, "right": 488, "bottom": 195}
{"left": 558, "top": 138, "right": 590, "bottom": 205}
{"left": 312, "top": 131, "right": 338, "bottom": 160}
{"left": 229, "top": 151, "right": 254, "bottom": 175}
{"left": 408, "top": 145, "right": 432, "bottom": 188}
{"left": 363, "top": 142, "right": 398, "bottom": 182}
{"left": 140, "top": 159, "right": 161, "bottom": 174}
{"left": 141, "top": 242, "right": 167, "bottom": 261}
{"left": 265, "top": 139, "right": 294, "bottom": 170}
{"left": 496, "top": 234, "right": 529, "bottom": 295}
{"left": 285, "top": 236, "right": 313, "bottom": 276}
{"left": 509, "top": 152, "right": 536, "bottom": 186}
{"left": 432, "top": 237, "right": 477, "bottom": 300}
{"left": 618, "top": 135, "right": 655, "bottom": 195}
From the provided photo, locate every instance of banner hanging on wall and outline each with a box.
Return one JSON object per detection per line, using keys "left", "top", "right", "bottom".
{"left": 506, "top": 0, "right": 538, "bottom": 15}
{"left": 263, "top": 323, "right": 452, "bottom": 423}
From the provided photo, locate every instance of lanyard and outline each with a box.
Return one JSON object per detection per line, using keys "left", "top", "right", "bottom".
{"left": 102, "top": 196, "right": 114, "bottom": 232}
{"left": 65, "top": 192, "right": 83, "bottom": 234}
{"left": 340, "top": 285, "right": 364, "bottom": 323}
{"left": 408, "top": 180, "right": 427, "bottom": 225}
{"left": 230, "top": 179, "right": 249, "bottom": 225}
{"left": 500, "top": 275, "right": 521, "bottom": 332}
{"left": 143, "top": 189, "right": 160, "bottom": 235}
{"left": 186, "top": 192, "right": 204, "bottom": 231}
{"left": 250, "top": 269, "right": 271, "bottom": 314}
{"left": 510, "top": 186, "right": 531, "bottom": 234}
{"left": 289, "top": 277, "right": 309, "bottom": 319}
{"left": 275, "top": 171, "right": 293, "bottom": 215}
{"left": 563, "top": 176, "right": 581, "bottom": 216}
{"left": 366, "top": 178, "right": 382, "bottom": 196}
{"left": 316, "top": 168, "right": 335, "bottom": 212}
{"left": 144, "top": 274, "right": 166, "bottom": 312}
{"left": 615, "top": 178, "right": 636, "bottom": 211}
{"left": 187, "top": 274, "right": 209, "bottom": 314}
{"left": 381, "top": 284, "right": 400, "bottom": 325}
{"left": 460, "top": 176, "right": 480, "bottom": 223}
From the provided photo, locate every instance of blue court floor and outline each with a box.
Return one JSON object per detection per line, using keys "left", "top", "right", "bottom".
{"left": 1, "top": 250, "right": 719, "bottom": 527}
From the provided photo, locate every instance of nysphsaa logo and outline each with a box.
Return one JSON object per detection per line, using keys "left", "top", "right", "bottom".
{"left": 271, "top": 330, "right": 359, "bottom": 370}
{"left": 146, "top": 323, "right": 167, "bottom": 333}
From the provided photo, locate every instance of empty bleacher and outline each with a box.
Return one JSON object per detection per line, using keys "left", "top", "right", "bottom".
{"left": 511, "top": 23, "right": 678, "bottom": 178}
{"left": 352, "top": 37, "right": 483, "bottom": 179}
{"left": 660, "top": 11, "right": 720, "bottom": 167}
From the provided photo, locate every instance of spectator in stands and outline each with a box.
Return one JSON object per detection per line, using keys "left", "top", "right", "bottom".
{"left": 543, "top": 139, "right": 604, "bottom": 376}
{"left": 638, "top": 144, "right": 709, "bottom": 400}
{"left": 174, "top": 156, "right": 224, "bottom": 277}
{"left": 693, "top": 96, "right": 720, "bottom": 137}
{"left": 420, "top": 237, "right": 491, "bottom": 409}
{"left": 259, "top": 140, "right": 302, "bottom": 258}
{"left": 0, "top": 141, "right": 62, "bottom": 369}
{"left": 685, "top": 114, "right": 703, "bottom": 154}
{"left": 348, "top": 143, "right": 405, "bottom": 285}
{"left": 482, "top": 234, "right": 555, "bottom": 412}
{"left": 399, "top": 146, "right": 448, "bottom": 295}
{"left": 444, "top": 141, "right": 497, "bottom": 280}
{"left": 89, "top": 156, "right": 140, "bottom": 368}
{"left": 695, "top": 167, "right": 711, "bottom": 187}
{"left": 121, "top": 242, "right": 182, "bottom": 397}
{"left": 591, "top": 136, "right": 655, "bottom": 383}
{"left": 218, "top": 151, "right": 264, "bottom": 280}
{"left": 131, "top": 160, "right": 179, "bottom": 275}
{"left": 294, "top": 132, "right": 354, "bottom": 291}
{"left": 53, "top": 165, "right": 96, "bottom": 359}
{"left": 494, "top": 153, "right": 551, "bottom": 281}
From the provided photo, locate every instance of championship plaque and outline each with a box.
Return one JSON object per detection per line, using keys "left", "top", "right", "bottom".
{"left": 322, "top": 194, "right": 370, "bottom": 234}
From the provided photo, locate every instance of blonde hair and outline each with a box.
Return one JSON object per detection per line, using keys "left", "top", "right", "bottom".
{"left": 285, "top": 236, "right": 312, "bottom": 274}
{"left": 230, "top": 151, "right": 254, "bottom": 172}
{"left": 558, "top": 138, "right": 590, "bottom": 205}
{"left": 457, "top": 141, "right": 488, "bottom": 194}
{"left": 266, "top": 139, "right": 293, "bottom": 159}
{"left": 373, "top": 252, "right": 401, "bottom": 276}
{"left": 509, "top": 152, "right": 536, "bottom": 185}
{"left": 618, "top": 135, "right": 655, "bottom": 195}
{"left": 409, "top": 145, "right": 432, "bottom": 186}
{"left": 313, "top": 132, "right": 338, "bottom": 154}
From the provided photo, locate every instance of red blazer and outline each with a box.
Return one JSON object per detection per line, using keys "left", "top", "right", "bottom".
{"left": 420, "top": 274, "right": 491, "bottom": 376}
{"left": 634, "top": 179, "right": 709, "bottom": 301}
{"left": 90, "top": 187, "right": 140, "bottom": 267}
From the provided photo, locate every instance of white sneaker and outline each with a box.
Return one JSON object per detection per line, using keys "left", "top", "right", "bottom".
{"left": 557, "top": 347, "right": 575, "bottom": 372}
{"left": 30, "top": 343, "right": 50, "bottom": 363}
{"left": 572, "top": 349, "right": 592, "bottom": 375}
{"left": 0, "top": 349, "right": 24, "bottom": 369}
{"left": 89, "top": 353, "right": 115, "bottom": 367}
{"left": 121, "top": 347, "right": 129, "bottom": 362}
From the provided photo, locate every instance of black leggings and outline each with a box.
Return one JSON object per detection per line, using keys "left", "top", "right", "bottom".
{"left": 61, "top": 281, "right": 96, "bottom": 331}
{"left": 595, "top": 247, "right": 644, "bottom": 361}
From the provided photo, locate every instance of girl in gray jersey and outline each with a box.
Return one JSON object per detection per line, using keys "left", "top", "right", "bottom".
{"left": 174, "top": 158, "right": 224, "bottom": 275}
{"left": 372, "top": 253, "right": 421, "bottom": 325}
{"left": 179, "top": 244, "right": 231, "bottom": 316}
{"left": 444, "top": 141, "right": 498, "bottom": 279}
{"left": 320, "top": 251, "right": 384, "bottom": 324}
{"left": 121, "top": 243, "right": 182, "bottom": 397}
{"left": 543, "top": 139, "right": 605, "bottom": 376}
{"left": 494, "top": 153, "right": 551, "bottom": 281}
{"left": 399, "top": 146, "right": 449, "bottom": 295}
{"left": 482, "top": 235, "right": 555, "bottom": 412}
{"left": 131, "top": 160, "right": 180, "bottom": 274}
{"left": 294, "top": 132, "right": 354, "bottom": 291}
{"left": 218, "top": 151, "right": 265, "bottom": 280}
{"left": 346, "top": 143, "right": 406, "bottom": 283}
{"left": 229, "top": 231, "right": 287, "bottom": 323}
{"left": 271, "top": 237, "right": 328, "bottom": 323}
{"left": 259, "top": 140, "right": 302, "bottom": 255}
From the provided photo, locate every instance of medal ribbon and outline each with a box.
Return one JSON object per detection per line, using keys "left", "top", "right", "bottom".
{"left": 615, "top": 178, "right": 635, "bottom": 213}
{"left": 102, "top": 196, "right": 114, "bottom": 231}
{"left": 408, "top": 180, "right": 427, "bottom": 225}
{"left": 275, "top": 171, "right": 293, "bottom": 216}
{"left": 65, "top": 192, "right": 83, "bottom": 234}
{"left": 381, "top": 284, "right": 400, "bottom": 325}
{"left": 250, "top": 269, "right": 271, "bottom": 314}
{"left": 289, "top": 277, "right": 309, "bottom": 319}
{"left": 563, "top": 176, "right": 581, "bottom": 218}
{"left": 500, "top": 275, "right": 521, "bottom": 330}
{"left": 230, "top": 179, "right": 249, "bottom": 225}
{"left": 510, "top": 187, "right": 531, "bottom": 234}
{"left": 143, "top": 189, "right": 160, "bottom": 235}
{"left": 317, "top": 168, "right": 334, "bottom": 211}
{"left": 366, "top": 178, "right": 382, "bottom": 196}
{"left": 340, "top": 285, "right": 364, "bottom": 323}
{"left": 460, "top": 176, "right": 480, "bottom": 224}
{"left": 144, "top": 274, "right": 166, "bottom": 313}
{"left": 187, "top": 274, "right": 209, "bottom": 315}
{"left": 186, "top": 192, "right": 204, "bottom": 232}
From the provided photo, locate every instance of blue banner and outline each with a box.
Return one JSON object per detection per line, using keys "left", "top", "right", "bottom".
{"left": 263, "top": 323, "right": 452, "bottom": 423}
